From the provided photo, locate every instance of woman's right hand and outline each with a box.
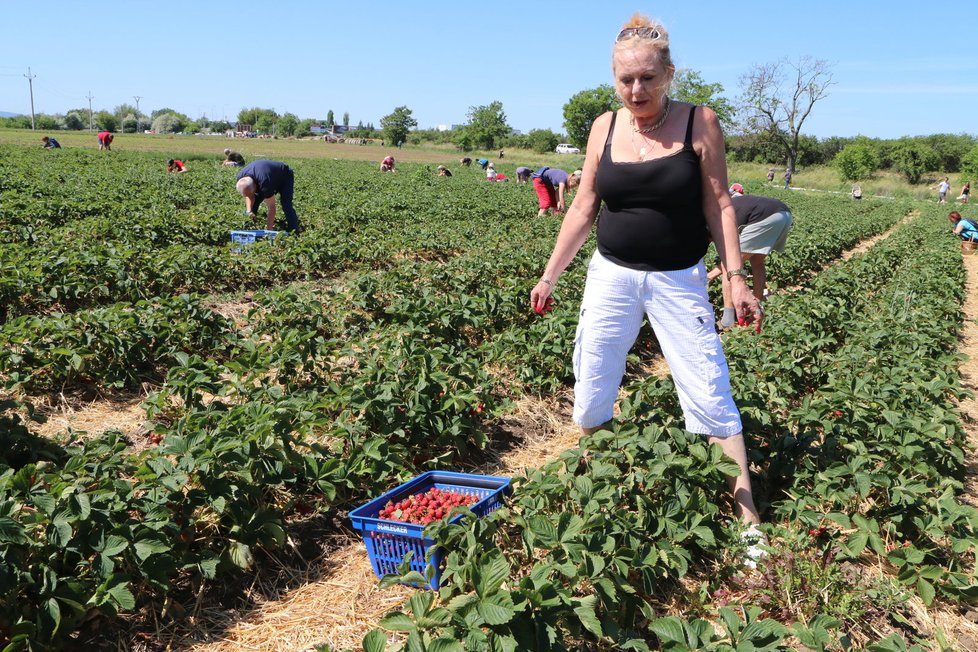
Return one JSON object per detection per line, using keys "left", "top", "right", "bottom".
{"left": 530, "top": 280, "right": 555, "bottom": 315}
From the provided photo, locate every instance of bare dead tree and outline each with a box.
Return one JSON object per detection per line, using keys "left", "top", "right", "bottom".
{"left": 738, "top": 56, "right": 834, "bottom": 175}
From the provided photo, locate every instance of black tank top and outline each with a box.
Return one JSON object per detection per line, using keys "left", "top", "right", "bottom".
{"left": 595, "top": 107, "right": 709, "bottom": 271}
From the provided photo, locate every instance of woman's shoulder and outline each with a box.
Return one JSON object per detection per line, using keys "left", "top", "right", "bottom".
{"left": 591, "top": 110, "right": 615, "bottom": 130}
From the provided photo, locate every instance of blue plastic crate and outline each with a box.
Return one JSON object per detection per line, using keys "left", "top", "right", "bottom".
{"left": 349, "top": 471, "right": 511, "bottom": 589}
{"left": 230, "top": 229, "right": 284, "bottom": 252}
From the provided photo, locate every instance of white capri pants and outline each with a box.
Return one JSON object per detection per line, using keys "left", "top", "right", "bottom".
{"left": 572, "top": 250, "right": 743, "bottom": 437}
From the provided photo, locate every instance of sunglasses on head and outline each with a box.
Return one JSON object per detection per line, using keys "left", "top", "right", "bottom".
{"left": 616, "top": 26, "right": 662, "bottom": 42}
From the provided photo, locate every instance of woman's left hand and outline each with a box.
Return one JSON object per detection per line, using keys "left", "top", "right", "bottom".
{"left": 732, "top": 282, "right": 764, "bottom": 334}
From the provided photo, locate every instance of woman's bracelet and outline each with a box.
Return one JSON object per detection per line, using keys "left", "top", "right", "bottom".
{"left": 541, "top": 277, "right": 555, "bottom": 286}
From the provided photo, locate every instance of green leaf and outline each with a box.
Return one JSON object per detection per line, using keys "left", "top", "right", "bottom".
{"left": 0, "top": 517, "right": 28, "bottom": 544}
{"left": 650, "top": 616, "right": 687, "bottom": 644}
{"left": 107, "top": 582, "right": 136, "bottom": 610}
{"left": 363, "top": 629, "right": 389, "bottom": 652}
{"left": 44, "top": 598, "right": 61, "bottom": 637}
{"left": 379, "top": 611, "right": 417, "bottom": 632}
{"left": 198, "top": 557, "right": 219, "bottom": 579}
{"left": 134, "top": 539, "right": 170, "bottom": 561}
{"left": 227, "top": 541, "right": 254, "bottom": 569}
{"left": 100, "top": 535, "right": 128, "bottom": 557}
{"left": 476, "top": 600, "right": 514, "bottom": 626}
{"left": 527, "top": 515, "right": 558, "bottom": 546}
{"left": 573, "top": 595, "right": 603, "bottom": 637}
{"left": 417, "top": 607, "right": 452, "bottom": 628}
{"left": 474, "top": 551, "right": 510, "bottom": 598}
{"left": 408, "top": 591, "right": 434, "bottom": 619}
{"left": 428, "top": 638, "right": 464, "bottom": 652}
{"left": 916, "top": 577, "right": 936, "bottom": 606}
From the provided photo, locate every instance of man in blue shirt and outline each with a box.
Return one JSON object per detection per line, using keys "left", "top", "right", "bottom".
{"left": 41, "top": 136, "right": 61, "bottom": 149}
{"left": 235, "top": 160, "right": 300, "bottom": 233}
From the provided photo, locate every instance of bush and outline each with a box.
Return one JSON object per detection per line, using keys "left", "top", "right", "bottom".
{"left": 834, "top": 140, "right": 880, "bottom": 181}
{"left": 960, "top": 144, "right": 978, "bottom": 180}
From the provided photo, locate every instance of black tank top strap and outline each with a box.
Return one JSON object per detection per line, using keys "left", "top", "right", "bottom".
{"left": 604, "top": 111, "right": 618, "bottom": 149}
{"left": 684, "top": 106, "right": 697, "bottom": 148}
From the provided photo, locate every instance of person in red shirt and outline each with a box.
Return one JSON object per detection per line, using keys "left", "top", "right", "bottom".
{"left": 98, "top": 131, "right": 114, "bottom": 151}
{"left": 166, "top": 159, "right": 187, "bottom": 173}
{"left": 380, "top": 155, "right": 396, "bottom": 172}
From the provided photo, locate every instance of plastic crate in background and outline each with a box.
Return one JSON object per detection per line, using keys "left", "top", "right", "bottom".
{"left": 349, "top": 471, "right": 511, "bottom": 589}
{"left": 230, "top": 229, "right": 283, "bottom": 252}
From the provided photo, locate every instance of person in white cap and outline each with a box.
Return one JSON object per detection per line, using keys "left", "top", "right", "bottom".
{"left": 707, "top": 183, "right": 793, "bottom": 329}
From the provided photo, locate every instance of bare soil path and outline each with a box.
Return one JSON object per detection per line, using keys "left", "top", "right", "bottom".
{"left": 936, "top": 249, "right": 978, "bottom": 648}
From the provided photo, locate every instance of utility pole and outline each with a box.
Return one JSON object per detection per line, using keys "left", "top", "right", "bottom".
{"left": 133, "top": 96, "right": 142, "bottom": 133}
{"left": 24, "top": 68, "right": 36, "bottom": 131}
{"left": 86, "top": 92, "right": 95, "bottom": 132}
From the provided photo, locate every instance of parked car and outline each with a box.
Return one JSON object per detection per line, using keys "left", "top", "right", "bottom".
{"left": 555, "top": 143, "right": 581, "bottom": 154}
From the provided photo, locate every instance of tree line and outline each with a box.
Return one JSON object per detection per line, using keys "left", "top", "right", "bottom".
{"left": 5, "top": 54, "right": 975, "bottom": 182}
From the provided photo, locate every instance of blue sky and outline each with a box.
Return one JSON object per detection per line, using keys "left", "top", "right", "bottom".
{"left": 2, "top": 1, "right": 976, "bottom": 139}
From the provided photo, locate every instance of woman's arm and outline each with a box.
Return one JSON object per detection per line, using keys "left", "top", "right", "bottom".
{"left": 530, "top": 113, "right": 610, "bottom": 311}
{"left": 694, "top": 105, "right": 763, "bottom": 330}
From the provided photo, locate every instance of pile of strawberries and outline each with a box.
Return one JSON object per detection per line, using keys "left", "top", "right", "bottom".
{"left": 377, "top": 487, "right": 479, "bottom": 525}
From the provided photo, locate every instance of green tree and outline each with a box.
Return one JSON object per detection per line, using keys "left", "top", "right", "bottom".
{"left": 277, "top": 112, "right": 299, "bottom": 137}
{"left": 64, "top": 111, "right": 85, "bottom": 130}
{"left": 891, "top": 140, "right": 938, "bottom": 184}
{"left": 237, "top": 107, "right": 278, "bottom": 129}
{"left": 326, "top": 110, "right": 335, "bottom": 128}
{"left": 150, "top": 107, "right": 178, "bottom": 120}
{"left": 527, "top": 129, "right": 561, "bottom": 154}
{"left": 95, "top": 111, "right": 118, "bottom": 132}
{"left": 296, "top": 119, "right": 316, "bottom": 138}
{"left": 834, "top": 138, "right": 881, "bottom": 181}
{"left": 121, "top": 115, "right": 138, "bottom": 133}
{"left": 959, "top": 144, "right": 978, "bottom": 179}
{"left": 462, "top": 101, "right": 509, "bottom": 150}
{"left": 343, "top": 111, "right": 350, "bottom": 127}
{"left": 563, "top": 85, "right": 619, "bottom": 149}
{"left": 380, "top": 105, "right": 418, "bottom": 147}
{"left": 922, "top": 133, "right": 976, "bottom": 172}
{"left": 738, "top": 56, "right": 833, "bottom": 174}
{"left": 113, "top": 103, "right": 139, "bottom": 122}
{"left": 254, "top": 114, "right": 275, "bottom": 134}
{"left": 671, "top": 69, "right": 735, "bottom": 132}
{"left": 151, "top": 112, "right": 186, "bottom": 134}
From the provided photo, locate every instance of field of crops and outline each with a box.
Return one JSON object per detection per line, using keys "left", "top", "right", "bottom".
{"left": 1, "top": 143, "right": 977, "bottom": 651}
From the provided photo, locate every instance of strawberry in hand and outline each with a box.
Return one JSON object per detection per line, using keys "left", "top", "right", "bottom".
{"left": 534, "top": 297, "right": 556, "bottom": 315}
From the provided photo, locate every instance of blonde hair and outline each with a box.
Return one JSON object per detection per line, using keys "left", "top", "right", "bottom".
{"left": 613, "top": 12, "right": 674, "bottom": 75}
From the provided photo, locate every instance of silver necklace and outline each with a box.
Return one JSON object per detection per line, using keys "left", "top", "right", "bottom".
{"left": 629, "top": 97, "right": 671, "bottom": 134}
{"left": 628, "top": 98, "right": 671, "bottom": 160}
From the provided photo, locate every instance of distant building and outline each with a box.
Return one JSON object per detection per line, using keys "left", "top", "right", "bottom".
{"left": 435, "top": 124, "right": 452, "bottom": 132}
{"left": 310, "top": 125, "right": 327, "bottom": 134}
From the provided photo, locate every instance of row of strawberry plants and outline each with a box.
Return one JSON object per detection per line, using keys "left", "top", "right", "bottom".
{"left": 360, "top": 209, "right": 974, "bottom": 650}
{"left": 0, "top": 305, "right": 506, "bottom": 649}
{"left": 0, "top": 294, "right": 232, "bottom": 393}
{"left": 0, "top": 148, "right": 534, "bottom": 322}
{"left": 0, "top": 148, "right": 899, "bottom": 328}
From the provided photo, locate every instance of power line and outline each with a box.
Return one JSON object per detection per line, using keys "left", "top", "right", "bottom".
{"left": 86, "top": 91, "right": 94, "bottom": 132}
{"left": 24, "top": 67, "right": 36, "bottom": 130}
{"left": 133, "top": 95, "right": 142, "bottom": 133}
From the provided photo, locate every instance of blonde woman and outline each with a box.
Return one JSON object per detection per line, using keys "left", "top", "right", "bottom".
{"left": 530, "top": 12, "right": 765, "bottom": 563}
